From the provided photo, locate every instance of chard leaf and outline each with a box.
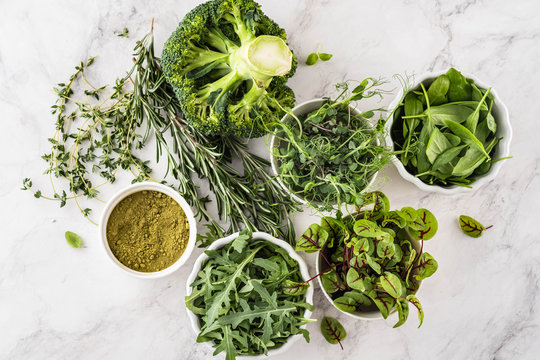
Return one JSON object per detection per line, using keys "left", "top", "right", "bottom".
{"left": 343, "top": 291, "right": 371, "bottom": 306}
{"left": 346, "top": 268, "right": 369, "bottom": 291}
{"left": 415, "top": 252, "right": 438, "bottom": 280}
{"left": 364, "top": 253, "right": 381, "bottom": 274}
{"left": 377, "top": 240, "right": 396, "bottom": 259}
{"left": 379, "top": 272, "right": 403, "bottom": 298}
{"left": 459, "top": 215, "right": 490, "bottom": 238}
{"left": 382, "top": 211, "right": 407, "bottom": 228}
{"left": 352, "top": 237, "right": 370, "bottom": 254}
{"left": 321, "top": 270, "right": 346, "bottom": 293}
{"left": 393, "top": 299, "right": 410, "bottom": 328}
{"left": 321, "top": 316, "right": 347, "bottom": 349}
{"left": 406, "top": 295, "right": 424, "bottom": 327}
{"left": 409, "top": 208, "right": 438, "bottom": 240}
{"left": 353, "top": 219, "right": 383, "bottom": 237}
{"left": 295, "top": 224, "right": 328, "bottom": 253}
{"left": 397, "top": 207, "right": 418, "bottom": 223}
{"left": 333, "top": 296, "right": 357, "bottom": 312}
{"left": 282, "top": 280, "right": 309, "bottom": 296}
{"left": 367, "top": 290, "right": 395, "bottom": 319}
{"left": 360, "top": 191, "right": 390, "bottom": 220}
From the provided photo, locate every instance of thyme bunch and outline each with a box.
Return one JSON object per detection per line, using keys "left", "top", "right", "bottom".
{"left": 23, "top": 23, "right": 299, "bottom": 246}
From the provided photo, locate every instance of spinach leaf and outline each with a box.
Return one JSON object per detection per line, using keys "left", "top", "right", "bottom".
{"left": 425, "top": 127, "right": 452, "bottom": 164}
{"left": 446, "top": 68, "right": 472, "bottom": 101}
{"left": 426, "top": 74, "right": 450, "bottom": 105}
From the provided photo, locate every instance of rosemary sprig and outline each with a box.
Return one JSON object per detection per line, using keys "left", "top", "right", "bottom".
{"left": 23, "top": 23, "right": 299, "bottom": 245}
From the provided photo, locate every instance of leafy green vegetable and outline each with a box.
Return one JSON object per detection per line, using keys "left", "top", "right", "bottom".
{"left": 274, "top": 79, "right": 392, "bottom": 210}
{"left": 187, "top": 234, "right": 313, "bottom": 359}
{"left": 65, "top": 231, "right": 82, "bottom": 248}
{"left": 296, "top": 191, "right": 438, "bottom": 327}
{"left": 459, "top": 215, "right": 492, "bottom": 237}
{"left": 161, "top": 0, "right": 297, "bottom": 137}
{"left": 391, "top": 67, "right": 505, "bottom": 187}
{"left": 320, "top": 317, "right": 346, "bottom": 349}
{"left": 306, "top": 44, "right": 333, "bottom": 65}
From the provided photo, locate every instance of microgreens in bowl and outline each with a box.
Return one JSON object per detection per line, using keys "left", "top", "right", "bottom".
{"left": 271, "top": 79, "right": 392, "bottom": 211}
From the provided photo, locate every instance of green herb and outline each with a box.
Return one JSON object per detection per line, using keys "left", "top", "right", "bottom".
{"left": 320, "top": 316, "right": 346, "bottom": 349}
{"left": 306, "top": 44, "right": 333, "bottom": 65}
{"left": 273, "top": 79, "right": 392, "bottom": 210}
{"left": 65, "top": 231, "right": 82, "bottom": 248}
{"left": 22, "top": 23, "right": 299, "bottom": 246}
{"left": 295, "top": 191, "right": 438, "bottom": 328}
{"left": 459, "top": 215, "right": 492, "bottom": 238}
{"left": 391, "top": 68, "right": 506, "bottom": 187}
{"left": 186, "top": 232, "right": 314, "bottom": 360}
{"left": 117, "top": 27, "right": 129, "bottom": 38}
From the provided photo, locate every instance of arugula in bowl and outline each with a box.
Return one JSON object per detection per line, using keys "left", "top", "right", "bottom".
{"left": 186, "top": 231, "right": 313, "bottom": 360}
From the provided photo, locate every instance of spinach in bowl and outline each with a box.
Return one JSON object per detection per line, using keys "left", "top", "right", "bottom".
{"left": 391, "top": 68, "right": 504, "bottom": 187}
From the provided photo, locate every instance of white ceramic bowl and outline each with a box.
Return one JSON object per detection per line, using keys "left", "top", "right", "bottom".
{"left": 386, "top": 70, "right": 512, "bottom": 195}
{"left": 315, "top": 219, "right": 422, "bottom": 320}
{"left": 99, "top": 181, "right": 197, "bottom": 279}
{"left": 269, "top": 98, "right": 379, "bottom": 205}
{"left": 186, "top": 232, "right": 313, "bottom": 359}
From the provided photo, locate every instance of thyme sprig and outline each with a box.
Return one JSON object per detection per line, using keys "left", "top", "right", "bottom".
{"left": 23, "top": 23, "right": 299, "bottom": 245}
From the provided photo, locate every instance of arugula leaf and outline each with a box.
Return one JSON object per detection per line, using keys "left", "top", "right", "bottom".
{"left": 459, "top": 215, "right": 491, "bottom": 237}
{"left": 320, "top": 317, "right": 347, "bottom": 349}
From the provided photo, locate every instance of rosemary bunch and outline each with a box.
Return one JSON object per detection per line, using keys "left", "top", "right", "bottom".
{"left": 23, "top": 24, "right": 299, "bottom": 246}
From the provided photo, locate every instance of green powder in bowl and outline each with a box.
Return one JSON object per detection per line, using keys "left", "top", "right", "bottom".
{"left": 106, "top": 190, "right": 189, "bottom": 272}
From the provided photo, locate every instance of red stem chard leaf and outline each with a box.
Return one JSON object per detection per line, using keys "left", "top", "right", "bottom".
{"left": 346, "top": 268, "right": 370, "bottom": 292}
{"left": 333, "top": 296, "right": 357, "bottom": 313}
{"left": 376, "top": 240, "right": 396, "bottom": 259}
{"left": 393, "top": 298, "right": 410, "bottom": 328}
{"left": 415, "top": 252, "right": 438, "bottom": 280}
{"left": 352, "top": 237, "right": 370, "bottom": 254}
{"left": 360, "top": 191, "right": 390, "bottom": 220}
{"left": 409, "top": 208, "right": 438, "bottom": 240}
{"left": 382, "top": 211, "right": 407, "bottom": 228}
{"left": 459, "top": 215, "right": 491, "bottom": 238}
{"left": 295, "top": 224, "right": 329, "bottom": 253}
{"left": 343, "top": 291, "right": 371, "bottom": 306}
{"left": 321, "top": 271, "right": 347, "bottom": 293}
{"left": 379, "top": 272, "right": 403, "bottom": 298}
{"left": 282, "top": 280, "right": 309, "bottom": 296}
{"left": 364, "top": 253, "right": 381, "bottom": 274}
{"left": 406, "top": 294, "right": 424, "bottom": 327}
{"left": 367, "top": 290, "right": 395, "bottom": 319}
{"left": 320, "top": 316, "right": 347, "bottom": 350}
{"left": 353, "top": 219, "right": 384, "bottom": 237}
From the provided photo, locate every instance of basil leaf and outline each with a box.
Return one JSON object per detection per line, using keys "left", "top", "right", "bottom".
{"left": 65, "top": 231, "right": 82, "bottom": 248}
{"left": 319, "top": 53, "right": 333, "bottom": 61}
{"left": 305, "top": 53, "right": 318, "bottom": 65}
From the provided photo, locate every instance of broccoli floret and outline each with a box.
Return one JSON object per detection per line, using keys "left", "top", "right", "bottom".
{"left": 162, "top": 0, "right": 296, "bottom": 138}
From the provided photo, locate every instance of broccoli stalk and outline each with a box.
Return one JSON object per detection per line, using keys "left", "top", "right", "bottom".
{"left": 162, "top": 0, "right": 297, "bottom": 137}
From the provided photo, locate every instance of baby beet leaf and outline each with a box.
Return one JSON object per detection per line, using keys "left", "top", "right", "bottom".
{"left": 321, "top": 317, "right": 347, "bottom": 350}
{"left": 459, "top": 215, "right": 492, "bottom": 238}
{"left": 409, "top": 208, "right": 438, "bottom": 240}
{"left": 333, "top": 296, "right": 356, "bottom": 313}
{"left": 65, "top": 231, "right": 83, "bottom": 248}
{"left": 282, "top": 280, "right": 309, "bottom": 296}
{"left": 353, "top": 219, "right": 383, "bottom": 237}
{"left": 295, "top": 224, "right": 329, "bottom": 253}
{"left": 415, "top": 252, "right": 438, "bottom": 281}
{"left": 321, "top": 271, "right": 347, "bottom": 293}
{"left": 406, "top": 294, "right": 424, "bottom": 327}
{"left": 305, "top": 53, "right": 318, "bottom": 66}
{"left": 346, "top": 268, "right": 369, "bottom": 291}
{"left": 367, "top": 290, "right": 394, "bottom": 319}
{"left": 393, "top": 299, "right": 410, "bottom": 328}
{"left": 379, "top": 272, "right": 403, "bottom": 298}
{"left": 343, "top": 291, "right": 371, "bottom": 306}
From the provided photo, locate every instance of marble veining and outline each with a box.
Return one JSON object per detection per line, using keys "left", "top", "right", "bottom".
{"left": 1, "top": 0, "right": 539, "bottom": 359}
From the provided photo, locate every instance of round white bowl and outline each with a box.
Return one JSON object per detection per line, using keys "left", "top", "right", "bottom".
{"left": 269, "top": 98, "right": 379, "bottom": 205}
{"left": 386, "top": 70, "right": 512, "bottom": 195}
{"left": 99, "top": 181, "right": 197, "bottom": 279}
{"left": 186, "top": 231, "right": 313, "bottom": 359}
{"left": 315, "top": 220, "right": 422, "bottom": 320}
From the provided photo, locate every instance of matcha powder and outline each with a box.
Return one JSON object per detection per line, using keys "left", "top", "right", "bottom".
{"left": 106, "top": 190, "right": 190, "bottom": 272}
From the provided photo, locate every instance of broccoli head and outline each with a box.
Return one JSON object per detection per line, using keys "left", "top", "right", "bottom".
{"left": 161, "top": 0, "right": 297, "bottom": 138}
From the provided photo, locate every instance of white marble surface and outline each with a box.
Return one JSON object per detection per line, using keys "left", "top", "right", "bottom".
{"left": 1, "top": 0, "right": 539, "bottom": 359}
